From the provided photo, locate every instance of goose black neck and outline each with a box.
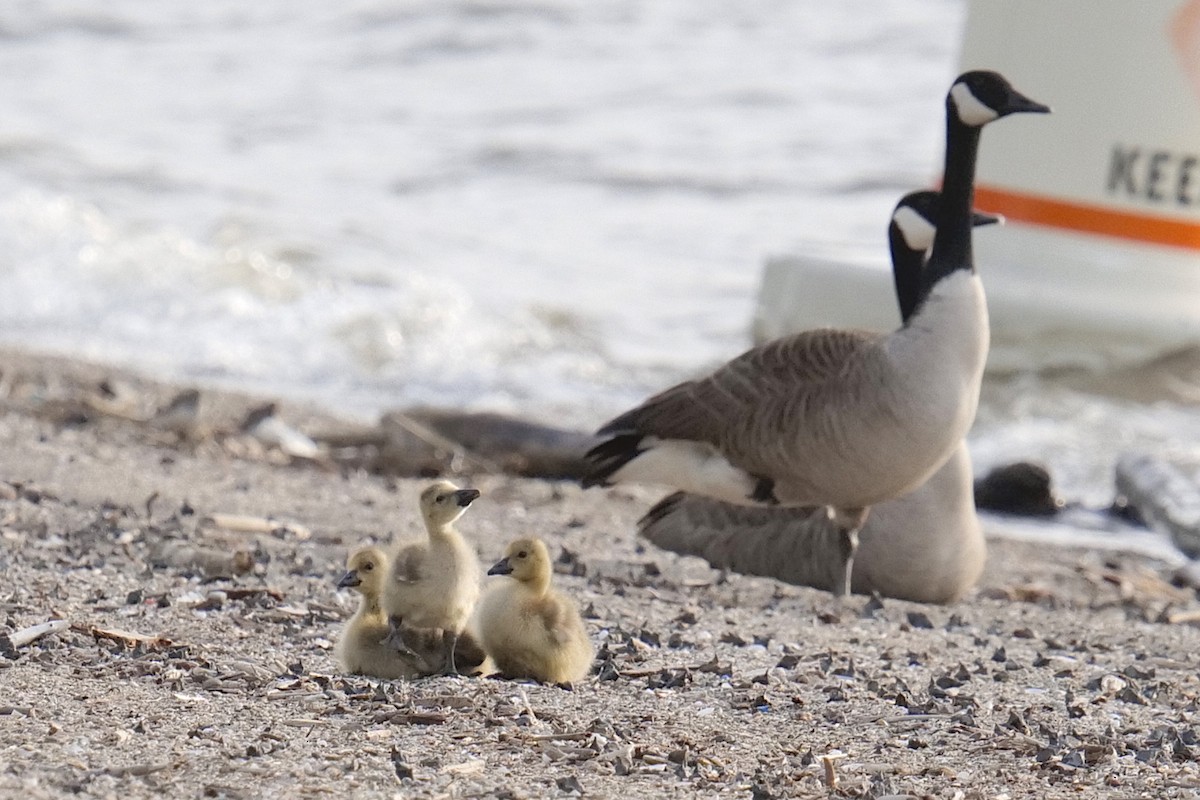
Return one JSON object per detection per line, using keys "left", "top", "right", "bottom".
{"left": 919, "top": 114, "right": 981, "bottom": 302}
{"left": 887, "top": 224, "right": 924, "bottom": 324}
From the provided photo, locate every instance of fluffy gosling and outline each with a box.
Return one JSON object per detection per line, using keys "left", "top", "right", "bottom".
{"left": 383, "top": 480, "right": 483, "bottom": 675}
{"left": 475, "top": 537, "right": 593, "bottom": 684}
{"left": 337, "top": 546, "right": 487, "bottom": 678}
{"left": 336, "top": 546, "right": 423, "bottom": 679}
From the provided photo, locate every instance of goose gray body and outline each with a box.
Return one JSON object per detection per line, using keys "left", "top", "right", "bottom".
{"left": 636, "top": 190, "right": 998, "bottom": 603}
{"left": 639, "top": 445, "right": 984, "bottom": 604}
{"left": 591, "top": 279, "right": 986, "bottom": 510}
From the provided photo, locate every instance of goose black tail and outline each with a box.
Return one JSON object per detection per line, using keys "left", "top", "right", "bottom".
{"left": 581, "top": 433, "right": 645, "bottom": 488}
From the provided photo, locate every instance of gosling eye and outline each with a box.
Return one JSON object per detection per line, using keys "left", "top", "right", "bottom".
{"left": 362, "top": 562, "right": 374, "bottom": 572}
{"left": 436, "top": 494, "right": 448, "bottom": 504}
{"left": 516, "top": 550, "right": 528, "bottom": 559}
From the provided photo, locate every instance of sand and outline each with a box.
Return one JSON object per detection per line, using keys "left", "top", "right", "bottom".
{"left": 2, "top": 348, "right": 1200, "bottom": 800}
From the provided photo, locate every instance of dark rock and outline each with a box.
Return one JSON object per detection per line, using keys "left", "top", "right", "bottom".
{"left": 405, "top": 408, "right": 598, "bottom": 479}
{"left": 974, "top": 461, "right": 1061, "bottom": 516}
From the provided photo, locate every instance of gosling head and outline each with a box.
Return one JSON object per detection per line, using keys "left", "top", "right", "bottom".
{"left": 419, "top": 480, "right": 481, "bottom": 529}
{"left": 948, "top": 70, "right": 1051, "bottom": 128}
{"left": 338, "top": 546, "right": 388, "bottom": 596}
{"left": 487, "top": 537, "right": 552, "bottom": 591}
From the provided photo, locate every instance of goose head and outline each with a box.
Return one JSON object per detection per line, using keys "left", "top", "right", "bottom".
{"left": 338, "top": 546, "right": 388, "bottom": 596}
{"left": 890, "top": 190, "right": 1003, "bottom": 254}
{"left": 419, "top": 480, "right": 481, "bottom": 529}
{"left": 487, "top": 537, "right": 552, "bottom": 593}
{"left": 889, "top": 190, "right": 1003, "bottom": 322}
{"left": 948, "top": 70, "right": 1051, "bottom": 128}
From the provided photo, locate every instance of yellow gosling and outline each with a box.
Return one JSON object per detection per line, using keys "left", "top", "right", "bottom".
{"left": 335, "top": 546, "right": 422, "bottom": 679}
{"left": 383, "top": 481, "right": 482, "bottom": 675}
{"left": 475, "top": 537, "right": 593, "bottom": 684}
{"left": 336, "top": 546, "right": 488, "bottom": 678}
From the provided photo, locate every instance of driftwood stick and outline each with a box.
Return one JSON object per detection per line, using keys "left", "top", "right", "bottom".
{"left": 383, "top": 410, "right": 501, "bottom": 473}
{"left": 0, "top": 619, "right": 70, "bottom": 656}
{"left": 1166, "top": 608, "right": 1200, "bottom": 625}
{"left": 203, "top": 513, "right": 311, "bottom": 540}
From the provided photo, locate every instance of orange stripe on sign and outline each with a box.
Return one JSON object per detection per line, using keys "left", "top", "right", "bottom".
{"left": 974, "top": 185, "right": 1200, "bottom": 251}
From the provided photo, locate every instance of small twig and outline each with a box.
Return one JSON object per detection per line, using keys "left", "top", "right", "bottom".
{"left": 0, "top": 619, "right": 70, "bottom": 656}
{"left": 517, "top": 688, "right": 538, "bottom": 723}
{"left": 610, "top": 667, "right": 663, "bottom": 678}
{"left": 71, "top": 624, "right": 171, "bottom": 650}
{"left": 441, "top": 759, "right": 485, "bottom": 776}
{"left": 101, "top": 762, "right": 173, "bottom": 778}
{"left": 528, "top": 731, "right": 590, "bottom": 742}
{"left": 372, "top": 711, "right": 448, "bottom": 726}
{"left": 222, "top": 587, "right": 284, "bottom": 602}
{"left": 969, "top": 731, "right": 1043, "bottom": 754}
{"left": 874, "top": 712, "right": 955, "bottom": 726}
{"left": 821, "top": 751, "right": 846, "bottom": 789}
{"left": 280, "top": 718, "right": 326, "bottom": 728}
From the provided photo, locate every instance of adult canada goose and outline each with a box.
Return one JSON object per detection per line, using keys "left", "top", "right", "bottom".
{"left": 474, "top": 538, "right": 594, "bottom": 684}
{"left": 382, "top": 481, "right": 483, "bottom": 675}
{"left": 584, "top": 71, "right": 1049, "bottom": 596}
{"left": 637, "top": 191, "right": 999, "bottom": 602}
{"left": 336, "top": 546, "right": 488, "bottom": 678}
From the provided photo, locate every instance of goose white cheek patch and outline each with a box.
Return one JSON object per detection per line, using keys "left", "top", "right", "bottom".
{"left": 892, "top": 205, "right": 937, "bottom": 251}
{"left": 950, "top": 83, "right": 999, "bottom": 126}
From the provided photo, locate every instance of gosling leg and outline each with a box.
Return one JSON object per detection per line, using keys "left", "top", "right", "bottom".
{"left": 382, "top": 616, "right": 421, "bottom": 661}
{"left": 439, "top": 629, "right": 460, "bottom": 676}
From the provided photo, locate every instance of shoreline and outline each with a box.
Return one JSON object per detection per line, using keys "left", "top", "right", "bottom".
{"left": 3, "top": 345, "right": 1200, "bottom": 798}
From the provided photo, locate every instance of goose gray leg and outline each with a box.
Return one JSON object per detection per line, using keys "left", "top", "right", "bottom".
{"left": 382, "top": 615, "right": 421, "bottom": 661}
{"left": 439, "top": 629, "right": 460, "bottom": 676}
{"left": 829, "top": 507, "right": 869, "bottom": 599}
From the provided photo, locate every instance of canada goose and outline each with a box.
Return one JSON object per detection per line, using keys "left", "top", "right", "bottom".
{"left": 638, "top": 190, "right": 997, "bottom": 602}
{"left": 336, "top": 546, "right": 488, "bottom": 678}
{"left": 584, "top": 71, "right": 1048, "bottom": 596}
{"left": 382, "top": 480, "right": 483, "bottom": 675}
{"left": 475, "top": 538, "right": 594, "bottom": 684}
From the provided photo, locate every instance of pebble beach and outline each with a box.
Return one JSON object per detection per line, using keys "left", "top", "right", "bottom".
{"left": 3, "top": 348, "right": 1200, "bottom": 800}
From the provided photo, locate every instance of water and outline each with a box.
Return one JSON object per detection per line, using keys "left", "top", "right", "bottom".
{"left": 0, "top": 0, "right": 1195, "bottom": 511}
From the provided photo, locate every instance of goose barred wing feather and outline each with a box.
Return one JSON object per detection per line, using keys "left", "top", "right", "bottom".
{"left": 601, "top": 329, "right": 879, "bottom": 439}
{"left": 588, "top": 328, "right": 880, "bottom": 484}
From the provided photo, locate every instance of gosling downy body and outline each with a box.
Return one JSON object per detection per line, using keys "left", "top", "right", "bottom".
{"left": 383, "top": 480, "right": 483, "bottom": 675}
{"left": 335, "top": 546, "right": 422, "bottom": 679}
{"left": 475, "top": 538, "right": 594, "bottom": 684}
{"left": 336, "top": 546, "right": 487, "bottom": 679}
{"left": 639, "top": 190, "right": 998, "bottom": 603}
{"left": 585, "top": 71, "right": 1049, "bottom": 596}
